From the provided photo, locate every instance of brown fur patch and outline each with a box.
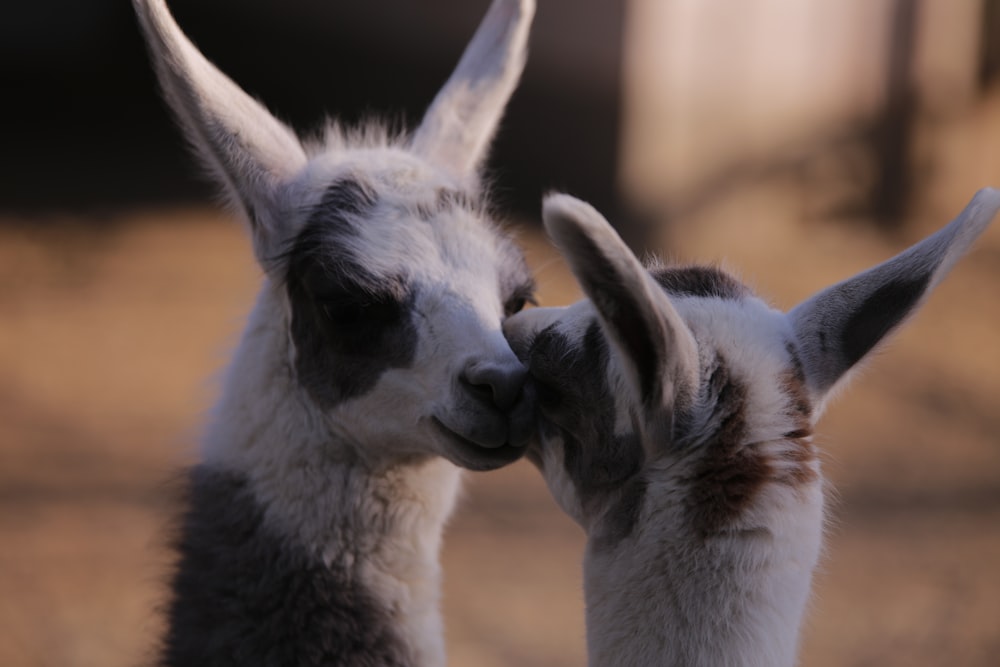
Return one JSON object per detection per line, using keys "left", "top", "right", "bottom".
{"left": 684, "top": 351, "right": 821, "bottom": 536}
{"left": 684, "top": 365, "right": 771, "bottom": 536}
{"left": 776, "top": 345, "right": 819, "bottom": 488}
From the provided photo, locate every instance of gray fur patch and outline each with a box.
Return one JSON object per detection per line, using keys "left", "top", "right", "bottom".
{"left": 841, "top": 274, "right": 931, "bottom": 368}
{"left": 528, "top": 322, "right": 646, "bottom": 546}
{"left": 651, "top": 266, "right": 750, "bottom": 301}
{"left": 284, "top": 177, "right": 419, "bottom": 408}
{"left": 160, "top": 465, "right": 414, "bottom": 667}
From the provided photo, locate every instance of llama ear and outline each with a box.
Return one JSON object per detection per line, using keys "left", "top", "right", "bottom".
{"left": 411, "top": 0, "right": 534, "bottom": 181}
{"left": 133, "top": 0, "right": 307, "bottom": 263}
{"left": 790, "top": 188, "right": 1000, "bottom": 401}
{"left": 543, "top": 194, "right": 700, "bottom": 422}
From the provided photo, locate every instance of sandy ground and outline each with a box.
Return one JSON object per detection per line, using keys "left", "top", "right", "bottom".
{"left": 1, "top": 170, "right": 998, "bottom": 667}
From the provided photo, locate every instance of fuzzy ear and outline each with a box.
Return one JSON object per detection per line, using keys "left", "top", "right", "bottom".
{"left": 411, "top": 0, "right": 534, "bottom": 181}
{"left": 542, "top": 194, "right": 699, "bottom": 421}
{"left": 133, "top": 0, "right": 307, "bottom": 263}
{"left": 790, "top": 188, "right": 1000, "bottom": 401}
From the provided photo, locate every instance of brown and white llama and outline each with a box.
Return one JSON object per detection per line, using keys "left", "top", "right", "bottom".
{"left": 132, "top": 0, "right": 536, "bottom": 664}
{"left": 504, "top": 190, "right": 1000, "bottom": 667}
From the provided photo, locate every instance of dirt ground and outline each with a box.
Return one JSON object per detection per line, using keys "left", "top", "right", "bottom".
{"left": 2, "top": 107, "right": 999, "bottom": 666}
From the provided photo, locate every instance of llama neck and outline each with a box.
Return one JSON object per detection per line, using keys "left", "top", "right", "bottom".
{"left": 582, "top": 484, "right": 825, "bottom": 667}
{"left": 174, "top": 285, "right": 461, "bottom": 667}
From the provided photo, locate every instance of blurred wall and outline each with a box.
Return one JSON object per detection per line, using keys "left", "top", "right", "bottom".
{"left": 620, "top": 0, "right": 990, "bottom": 223}
{"left": 0, "top": 0, "right": 625, "bottom": 220}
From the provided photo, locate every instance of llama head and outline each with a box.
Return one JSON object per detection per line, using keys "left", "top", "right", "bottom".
{"left": 134, "top": 0, "right": 538, "bottom": 471}
{"left": 504, "top": 190, "right": 1000, "bottom": 535}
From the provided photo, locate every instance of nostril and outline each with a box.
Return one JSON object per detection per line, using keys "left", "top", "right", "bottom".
{"left": 461, "top": 361, "right": 527, "bottom": 411}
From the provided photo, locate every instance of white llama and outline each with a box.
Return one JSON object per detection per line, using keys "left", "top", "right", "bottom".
{"left": 132, "top": 0, "right": 536, "bottom": 665}
{"left": 504, "top": 190, "right": 1000, "bottom": 667}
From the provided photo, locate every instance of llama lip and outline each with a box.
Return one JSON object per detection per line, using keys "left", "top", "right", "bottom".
{"left": 431, "top": 413, "right": 508, "bottom": 449}
{"left": 430, "top": 415, "right": 526, "bottom": 470}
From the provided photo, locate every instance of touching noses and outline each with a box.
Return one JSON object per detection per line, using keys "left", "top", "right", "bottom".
{"left": 461, "top": 357, "right": 527, "bottom": 411}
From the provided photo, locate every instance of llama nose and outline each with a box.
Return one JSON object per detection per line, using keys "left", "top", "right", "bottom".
{"left": 461, "top": 359, "right": 527, "bottom": 411}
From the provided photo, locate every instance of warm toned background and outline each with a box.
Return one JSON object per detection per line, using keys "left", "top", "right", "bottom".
{"left": 3, "top": 164, "right": 1000, "bottom": 666}
{"left": 2, "top": 1, "right": 1000, "bottom": 666}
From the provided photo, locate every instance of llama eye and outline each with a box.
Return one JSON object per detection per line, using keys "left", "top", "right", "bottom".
{"left": 503, "top": 286, "right": 536, "bottom": 318}
{"left": 504, "top": 296, "right": 527, "bottom": 317}
{"left": 321, "top": 301, "right": 363, "bottom": 322}
{"left": 319, "top": 294, "right": 400, "bottom": 327}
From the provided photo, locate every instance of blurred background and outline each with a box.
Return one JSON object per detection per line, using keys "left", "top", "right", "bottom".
{"left": 1, "top": 0, "right": 998, "bottom": 665}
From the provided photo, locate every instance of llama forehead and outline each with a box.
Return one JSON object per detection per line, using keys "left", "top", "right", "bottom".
{"left": 289, "top": 165, "right": 529, "bottom": 298}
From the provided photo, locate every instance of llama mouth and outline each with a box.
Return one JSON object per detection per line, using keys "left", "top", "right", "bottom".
{"left": 430, "top": 416, "right": 526, "bottom": 471}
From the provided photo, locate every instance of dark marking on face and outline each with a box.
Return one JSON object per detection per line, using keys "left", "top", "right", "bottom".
{"left": 840, "top": 274, "right": 931, "bottom": 369}
{"left": 651, "top": 266, "right": 750, "bottom": 301}
{"left": 528, "top": 322, "right": 646, "bottom": 544}
{"left": 160, "top": 466, "right": 414, "bottom": 667}
{"left": 284, "top": 177, "right": 419, "bottom": 408}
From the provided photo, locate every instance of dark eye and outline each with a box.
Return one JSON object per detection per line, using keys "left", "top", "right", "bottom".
{"left": 503, "top": 286, "right": 536, "bottom": 318}
{"left": 504, "top": 296, "right": 527, "bottom": 317}
{"left": 318, "top": 293, "right": 400, "bottom": 329}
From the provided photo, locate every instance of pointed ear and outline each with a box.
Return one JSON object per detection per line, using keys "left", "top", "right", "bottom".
{"left": 542, "top": 194, "right": 700, "bottom": 420}
{"left": 790, "top": 188, "right": 1000, "bottom": 401}
{"left": 133, "top": 0, "right": 307, "bottom": 264}
{"left": 410, "top": 0, "right": 534, "bottom": 180}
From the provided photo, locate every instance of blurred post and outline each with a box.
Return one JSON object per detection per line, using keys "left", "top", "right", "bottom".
{"left": 980, "top": 0, "right": 1000, "bottom": 88}
{"left": 869, "top": 0, "right": 920, "bottom": 229}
